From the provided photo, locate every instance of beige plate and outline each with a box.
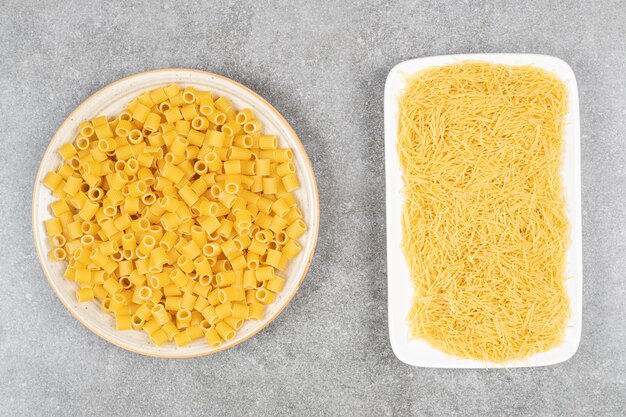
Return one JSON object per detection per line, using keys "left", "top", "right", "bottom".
{"left": 32, "top": 69, "right": 320, "bottom": 358}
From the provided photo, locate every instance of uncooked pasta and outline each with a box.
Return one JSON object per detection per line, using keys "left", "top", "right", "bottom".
{"left": 398, "top": 62, "right": 569, "bottom": 362}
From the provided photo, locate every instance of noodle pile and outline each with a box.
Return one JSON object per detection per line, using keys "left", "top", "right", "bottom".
{"left": 398, "top": 62, "right": 570, "bottom": 362}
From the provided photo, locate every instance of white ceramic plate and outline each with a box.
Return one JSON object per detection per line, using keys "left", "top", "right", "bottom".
{"left": 33, "top": 69, "right": 320, "bottom": 358}
{"left": 385, "top": 54, "right": 582, "bottom": 368}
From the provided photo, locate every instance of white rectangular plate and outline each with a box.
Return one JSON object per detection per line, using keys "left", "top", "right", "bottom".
{"left": 385, "top": 54, "right": 582, "bottom": 368}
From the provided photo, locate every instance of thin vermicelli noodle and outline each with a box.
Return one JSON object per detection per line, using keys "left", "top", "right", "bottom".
{"left": 398, "top": 62, "right": 569, "bottom": 362}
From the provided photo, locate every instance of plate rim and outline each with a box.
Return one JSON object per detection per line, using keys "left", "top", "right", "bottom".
{"left": 32, "top": 68, "right": 320, "bottom": 358}
{"left": 385, "top": 53, "right": 583, "bottom": 368}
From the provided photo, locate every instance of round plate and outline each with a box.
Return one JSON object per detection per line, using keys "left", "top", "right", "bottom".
{"left": 32, "top": 69, "right": 319, "bottom": 358}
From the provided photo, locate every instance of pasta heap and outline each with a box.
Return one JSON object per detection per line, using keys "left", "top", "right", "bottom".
{"left": 398, "top": 62, "right": 570, "bottom": 362}
{"left": 42, "top": 84, "right": 307, "bottom": 348}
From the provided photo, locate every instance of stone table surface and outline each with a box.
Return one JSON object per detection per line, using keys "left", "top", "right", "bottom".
{"left": 1, "top": 0, "right": 625, "bottom": 416}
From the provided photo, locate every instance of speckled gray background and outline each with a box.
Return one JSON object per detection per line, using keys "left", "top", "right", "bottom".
{"left": 1, "top": 0, "right": 625, "bottom": 416}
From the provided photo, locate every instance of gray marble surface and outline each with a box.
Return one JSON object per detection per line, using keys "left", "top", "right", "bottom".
{"left": 1, "top": 0, "right": 625, "bottom": 415}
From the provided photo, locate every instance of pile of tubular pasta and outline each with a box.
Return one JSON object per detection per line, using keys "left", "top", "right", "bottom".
{"left": 42, "top": 83, "right": 307, "bottom": 348}
{"left": 398, "top": 62, "right": 570, "bottom": 362}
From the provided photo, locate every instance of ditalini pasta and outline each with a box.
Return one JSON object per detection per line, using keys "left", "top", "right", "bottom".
{"left": 43, "top": 84, "right": 306, "bottom": 348}
{"left": 398, "top": 62, "right": 569, "bottom": 362}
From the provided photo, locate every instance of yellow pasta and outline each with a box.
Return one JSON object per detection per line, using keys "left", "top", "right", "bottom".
{"left": 42, "top": 83, "right": 307, "bottom": 348}
{"left": 397, "top": 62, "right": 569, "bottom": 362}
{"left": 43, "top": 84, "right": 306, "bottom": 347}
{"left": 116, "top": 315, "right": 133, "bottom": 331}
